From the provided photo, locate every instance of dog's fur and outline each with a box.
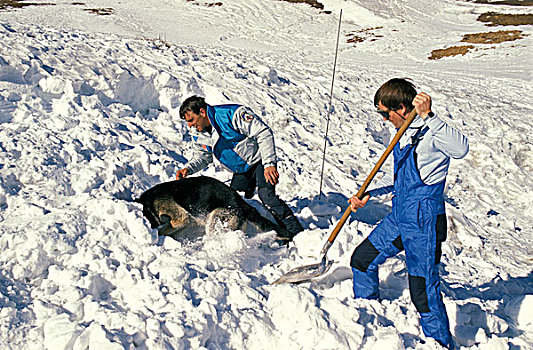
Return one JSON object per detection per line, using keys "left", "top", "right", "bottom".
{"left": 135, "top": 176, "right": 290, "bottom": 240}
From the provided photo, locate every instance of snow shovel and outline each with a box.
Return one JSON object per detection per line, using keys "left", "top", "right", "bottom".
{"left": 272, "top": 108, "right": 419, "bottom": 284}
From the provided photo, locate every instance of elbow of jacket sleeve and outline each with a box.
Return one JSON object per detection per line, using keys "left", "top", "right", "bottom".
{"left": 463, "top": 140, "right": 470, "bottom": 158}
{"left": 456, "top": 139, "right": 469, "bottom": 159}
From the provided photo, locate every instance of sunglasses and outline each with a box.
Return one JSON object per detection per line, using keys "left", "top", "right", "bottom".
{"left": 376, "top": 108, "right": 392, "bottom": 119}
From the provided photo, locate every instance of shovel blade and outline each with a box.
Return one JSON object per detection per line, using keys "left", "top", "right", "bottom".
{"left": 271, "top": 258, "right": 333, "bottom": 285}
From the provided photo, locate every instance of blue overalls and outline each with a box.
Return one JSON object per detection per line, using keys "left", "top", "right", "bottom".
{"left": 350, "top": 127, "right": 452, "bottom": 347}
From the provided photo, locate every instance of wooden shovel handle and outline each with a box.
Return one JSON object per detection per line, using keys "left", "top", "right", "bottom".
{"left": 326, "top": 108, "right": 418, "bottom": 243}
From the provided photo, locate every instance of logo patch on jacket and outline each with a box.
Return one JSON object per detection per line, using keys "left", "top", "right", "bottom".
{"left": 242, "top": 114, "right": 254, "bottom": 123}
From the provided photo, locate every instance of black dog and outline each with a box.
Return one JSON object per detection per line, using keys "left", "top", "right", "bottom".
{"left": 135, "top": 176, "right": 291, "bottom": 240}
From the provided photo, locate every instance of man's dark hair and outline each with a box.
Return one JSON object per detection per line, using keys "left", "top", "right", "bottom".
{"left": 374, "top": 78, "right": 417, "bottom": 111}
{"left": 179, "top": 95, "right": 207, "bottom": 119}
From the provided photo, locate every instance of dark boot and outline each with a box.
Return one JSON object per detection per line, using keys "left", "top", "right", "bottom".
{"left": 278, "top": 213, "right": 303, "bottom": 238}
{"left": 258, "top": 186, "right": 303, "bottom": 240}
{"left": 267, "top": 208, "right": 301, "bottom": 241}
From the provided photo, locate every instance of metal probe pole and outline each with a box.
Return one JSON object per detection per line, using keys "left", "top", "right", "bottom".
{"left": 319, "top": 9, "right": 342, "bottom": 200}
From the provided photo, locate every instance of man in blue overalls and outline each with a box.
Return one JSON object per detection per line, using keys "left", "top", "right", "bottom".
{"left": 175, "top": 95, "right": 303, "bottom": 240}
{"left": 349, "top": 79, "right": 469, "bottom": 348}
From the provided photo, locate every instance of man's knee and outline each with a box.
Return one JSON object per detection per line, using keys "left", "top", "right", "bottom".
{"left": 258, "top": 187, "right": 288, "bottom": 218}
{"left": 257, "top": 186, "right": 280, "bottom": 207}
{"left": 408, "top": 275, "right": 430, "bottom": 313}
{"left": 350, "top": 239, "right": 380, "bottom": 273}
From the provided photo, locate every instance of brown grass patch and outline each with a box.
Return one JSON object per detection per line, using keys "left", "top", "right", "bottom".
{"left": 473, "top": 0, "right": 533, "bottom": 6}
{"left": 461, "top": 30, "right": 526, "bottom": 43}
{"left": 345, "top": 27, "right": 383, "bottom": 46}
{"left": 279, "top": 0, "right": 324, "bottom": 10}
{"left": 429, "top": 45, "right": 475, "bottom": 60}
{"left": 145, "top": 36, "right": 172, "bottom": 50}
{"left": 186, "top": 1, "right": 223, "bottom": 7}
{"left": 429, "top": 29, "right": 526, "bottom": 59}
{"left": 346, "top": 35, "right": 364, "bottom": 45}
{"left": 84, "top": 7, "right": 113, "bottom": 16}
{"left": 0, "top": 0, "right": 53, "bottom": 10}
{"left": 478, "top": 12, "right": 533, "bottom": 26}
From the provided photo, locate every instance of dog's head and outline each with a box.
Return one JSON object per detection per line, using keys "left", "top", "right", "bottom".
{"left": 134, "top": 196, "right": 162, "bottom": 228}
{"left": 135, "top": 187, "right": 193, "bottom": 232}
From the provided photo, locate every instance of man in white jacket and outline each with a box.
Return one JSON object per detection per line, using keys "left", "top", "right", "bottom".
{"left": 176, "top": 96, "right": 303, "bottom": 240}
{"left": 348, "top": 78, "right": 469, "bottom": 348}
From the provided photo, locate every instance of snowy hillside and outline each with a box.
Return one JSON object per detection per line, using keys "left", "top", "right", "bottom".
{"left": 0, "top": 0, "right": 532, "bottom": 349}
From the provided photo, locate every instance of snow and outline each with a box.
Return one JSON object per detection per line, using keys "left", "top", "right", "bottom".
{"left": 0, "top": 0, "right": 532, "bottom": 349}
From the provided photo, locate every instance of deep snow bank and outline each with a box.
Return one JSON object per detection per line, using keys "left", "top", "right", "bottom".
{"left": 0, "top": 17, "right": 532, "bottom": 350}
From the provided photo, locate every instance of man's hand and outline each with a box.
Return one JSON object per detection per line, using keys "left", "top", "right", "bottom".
{"left": 348, "top": 193, "right": 370, "bottom": 211}
{"left": 176, "top": 168, "right": 189, "bottom": 180}
{"left": 264, "top": 166, "right": 279, "bottom": 186}
{"left": 412, "top": 92, "right": 432, "bottom": 119}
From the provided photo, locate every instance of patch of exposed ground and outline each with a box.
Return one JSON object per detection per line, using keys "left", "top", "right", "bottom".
{"left": 184, "top": 0, "right": 331, "bottom": 12}
{"left": 462, "top": 29, "right": 526, "bottom": 43}
{"left": 473, "top": 0, "right": 533, "bottom": 6}
{"left": 186, "top": 0, "right": 222, "bottom": 6}
{"left": 429, "top": 29, "right": 527, "bottom": 59}
{"left": 429, "top": 45, "right": 475, "bottom": 60}
{"left": 84, "top": 7, "right": 113, "bottom": 16}
{"left": 279, "top": 0, "right": 324, "bottom": 10}
{"left": 345, "top": 27, "right": 384, "bottom": 46}
{"left": 145, "top": 36, "right": 172, "bottom": 50}
{"left": 478, "top": 12, "right": 533, "bottom": 26}
{"left": 429, "top": 2, "right": 532, "bottom": 60}
{"left": 0, "top": 0, "right": 53, "bottom": 10}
